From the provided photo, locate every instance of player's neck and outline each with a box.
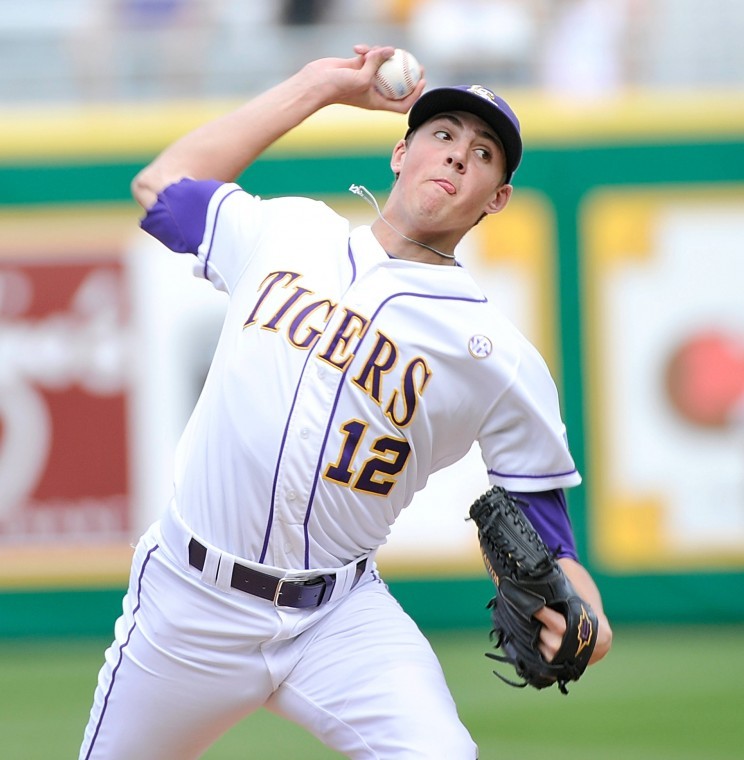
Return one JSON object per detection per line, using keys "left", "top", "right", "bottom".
{"left": 370, "top": 218, "right": 457, "bottom": 266}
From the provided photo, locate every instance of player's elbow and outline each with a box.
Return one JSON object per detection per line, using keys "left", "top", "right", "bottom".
{"left": 131, "top": 168, "right": 160, "bottom": 211}
{"left": 131, "top": 164, "right": 184, "bottom": 211}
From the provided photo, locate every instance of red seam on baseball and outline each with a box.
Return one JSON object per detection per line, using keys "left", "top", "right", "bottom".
{"left": 403, "top": 56, "right": 412, "bottom": 89}
{"left": 377, "top": 78, "right": 397, "bottom": 98}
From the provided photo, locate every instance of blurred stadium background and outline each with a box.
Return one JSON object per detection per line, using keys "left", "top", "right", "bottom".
{"left": 2, "top": 0, "right": 744, "bottom": 100}
{"left": 1, "top": 0, "right": 743, "bottom": 756}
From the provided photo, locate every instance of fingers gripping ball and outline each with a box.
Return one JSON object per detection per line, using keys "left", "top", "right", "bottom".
{"left": 374, "top": 49, "right": 422, "bottom": 100}
{"left": 468, "top": 487, "right": 598, "bottom": 695}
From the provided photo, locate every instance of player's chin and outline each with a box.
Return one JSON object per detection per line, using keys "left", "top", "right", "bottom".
{"left": 418, "top": 184, "right": 456, "bottom": 213}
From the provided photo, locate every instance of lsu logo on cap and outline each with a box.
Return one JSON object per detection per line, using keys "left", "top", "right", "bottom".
{"left": 467, "top": 85, "right": 496, "bottom": 102}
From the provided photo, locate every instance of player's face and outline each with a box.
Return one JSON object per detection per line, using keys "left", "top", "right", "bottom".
{"left": 389, "top": 111, "right": 512, "bottom": 235}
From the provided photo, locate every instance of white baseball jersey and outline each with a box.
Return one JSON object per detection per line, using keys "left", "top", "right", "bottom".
{"left": 143, "top": 179, "right": 580, "bottom": 571}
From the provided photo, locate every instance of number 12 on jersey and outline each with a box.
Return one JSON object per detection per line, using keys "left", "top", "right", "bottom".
{"left": 324, "top": 419, "right": 411, "bottom": 496}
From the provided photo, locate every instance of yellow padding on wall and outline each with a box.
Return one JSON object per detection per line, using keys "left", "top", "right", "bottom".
{"left": 2, "top": 90, "right": 744, "bottom": 161}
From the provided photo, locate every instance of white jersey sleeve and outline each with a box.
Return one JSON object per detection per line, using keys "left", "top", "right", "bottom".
{"left": 477, "top": 328, "right": 580, "bottom": 492}
{"left": 193, "top": 182, "right": 264, "bottom": 292}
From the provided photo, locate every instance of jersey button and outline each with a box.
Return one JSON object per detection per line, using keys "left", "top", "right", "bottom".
{"left": 287, "top": 490, "right": 297, "bottom": 501}
{"left": 300, "top": 428, "right": 309, "bottom": 439}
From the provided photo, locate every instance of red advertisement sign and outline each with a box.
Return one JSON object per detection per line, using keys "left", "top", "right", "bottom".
{"left": 0, "top": 257, "right": 131, "bottom": 543}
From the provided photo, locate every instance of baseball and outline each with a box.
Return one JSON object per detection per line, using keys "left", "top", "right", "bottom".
{"left": 374, "top": 49, "right": 422, "bottom": 100}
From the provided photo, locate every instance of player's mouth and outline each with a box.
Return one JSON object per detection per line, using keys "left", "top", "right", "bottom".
{"left": 432, "top": 178, "right": 456, "bottom": 195}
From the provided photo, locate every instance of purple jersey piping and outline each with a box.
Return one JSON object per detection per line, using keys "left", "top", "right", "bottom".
{"left": 201, "top": 186, "right": 242, "bottom": 280}
{"left": 302, "top": 285, "right": 488, "bottom": 568}
{"left": 488, "top": 466, "right": 579, "bottom": 480}
{"left": 84, "top": 544, "right": 159, "bottom": 758}
{"left": 259, "top": 242, "right": 358, "bottom": 565}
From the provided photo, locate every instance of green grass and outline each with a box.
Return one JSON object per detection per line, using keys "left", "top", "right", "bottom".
{"left": 1, "top": 625, "right": 742, "bottom": 759}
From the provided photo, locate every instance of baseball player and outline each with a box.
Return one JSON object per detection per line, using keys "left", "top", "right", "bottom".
{"left": 80, "top": 44, "right": 611, "bottom": 759}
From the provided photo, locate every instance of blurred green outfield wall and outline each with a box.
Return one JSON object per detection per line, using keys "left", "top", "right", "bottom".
{"left": 1, "top": 93, "right": 743, "bottom": 636}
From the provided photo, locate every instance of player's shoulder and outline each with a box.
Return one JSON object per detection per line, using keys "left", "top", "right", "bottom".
{"left": 241, "top": 194, "right": 346, "bottom": 232}
{"left": 473, "top": 296, "right": 527, "bottom": 342}
{"left": 474, "top": 300, "right": 552, "bottom": 374}
{"left": 256, "top": 194, "right": 341, "bottom": 217}
{"left": 176, "top": 180, "right": 343, "bottom": 225}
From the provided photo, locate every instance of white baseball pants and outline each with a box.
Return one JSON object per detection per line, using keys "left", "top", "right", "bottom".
{"left": 79, "top": 514, "right": 477, "bottom": 759}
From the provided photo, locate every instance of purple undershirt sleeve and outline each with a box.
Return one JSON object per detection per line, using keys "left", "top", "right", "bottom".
{"left": 140, "top": 178, "right": 224, "bottom": 253}
{"left": 507, "top": 488, "right": 578, "bottom": 561}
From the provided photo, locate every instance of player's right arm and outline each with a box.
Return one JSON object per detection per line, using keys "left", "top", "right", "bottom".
{"left": 131, "top": 45, "right": 425, "bottom": 210}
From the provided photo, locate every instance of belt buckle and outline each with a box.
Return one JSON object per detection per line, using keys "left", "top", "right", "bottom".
{"left": 273, "top": 577, "right": 291, "bottom": 607}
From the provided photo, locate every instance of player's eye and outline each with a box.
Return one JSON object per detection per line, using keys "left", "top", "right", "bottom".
{"left": 475, "top": 147, "right": 492, "bottom": 161}
{"left": 434, "top": 129, "right": 452, "bottom": 141}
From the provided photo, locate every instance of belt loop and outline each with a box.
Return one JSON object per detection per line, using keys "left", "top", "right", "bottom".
{"left": 325, "top": 556, "right": 367, "bottom": 604}
{"left": 215, "top": 554, "right": 235, "bottom": 592}
{"left": 200, "top": 547, "right": 221, "bottom": 585}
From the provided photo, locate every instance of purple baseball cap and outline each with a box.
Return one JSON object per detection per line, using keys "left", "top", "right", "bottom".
{"left": 406, "top": 85, "right": 523, "bottom": 182}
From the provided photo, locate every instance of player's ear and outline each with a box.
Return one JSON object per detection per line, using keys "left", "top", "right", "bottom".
{"left": 483, "top": 184, "right": 512, "bottom": 216}
{"left": 390, "top": 139, "right": 408, "bottom": 175}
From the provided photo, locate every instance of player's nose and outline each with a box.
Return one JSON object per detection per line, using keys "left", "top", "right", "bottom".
{"left": 446, "top": 153, "right": 466, "bottom": 172}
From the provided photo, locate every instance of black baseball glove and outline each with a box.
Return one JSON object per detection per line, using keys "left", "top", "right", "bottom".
{"left": 469, "top": 486, "right": 598, "bottom": 694}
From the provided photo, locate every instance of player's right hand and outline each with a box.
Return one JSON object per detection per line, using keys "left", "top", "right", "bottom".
{"left": 302, "top": 45, "right": 425, "bottom": 114}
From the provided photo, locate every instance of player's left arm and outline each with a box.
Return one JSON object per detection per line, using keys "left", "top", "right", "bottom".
{"left": 535, "top": 558, "right": 613, "bottom": 665}
{"left": 510, "top": 488, "right": 613, "bottom": 666}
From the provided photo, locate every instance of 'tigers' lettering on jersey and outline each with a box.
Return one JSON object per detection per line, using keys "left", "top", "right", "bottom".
{"left": 243, "top": 270, "right": 432, "bottom": 429}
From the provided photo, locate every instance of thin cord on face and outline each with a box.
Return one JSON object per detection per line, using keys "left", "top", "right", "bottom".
{"left": 348, "top": 184, "right": 456, "bottom": 260}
